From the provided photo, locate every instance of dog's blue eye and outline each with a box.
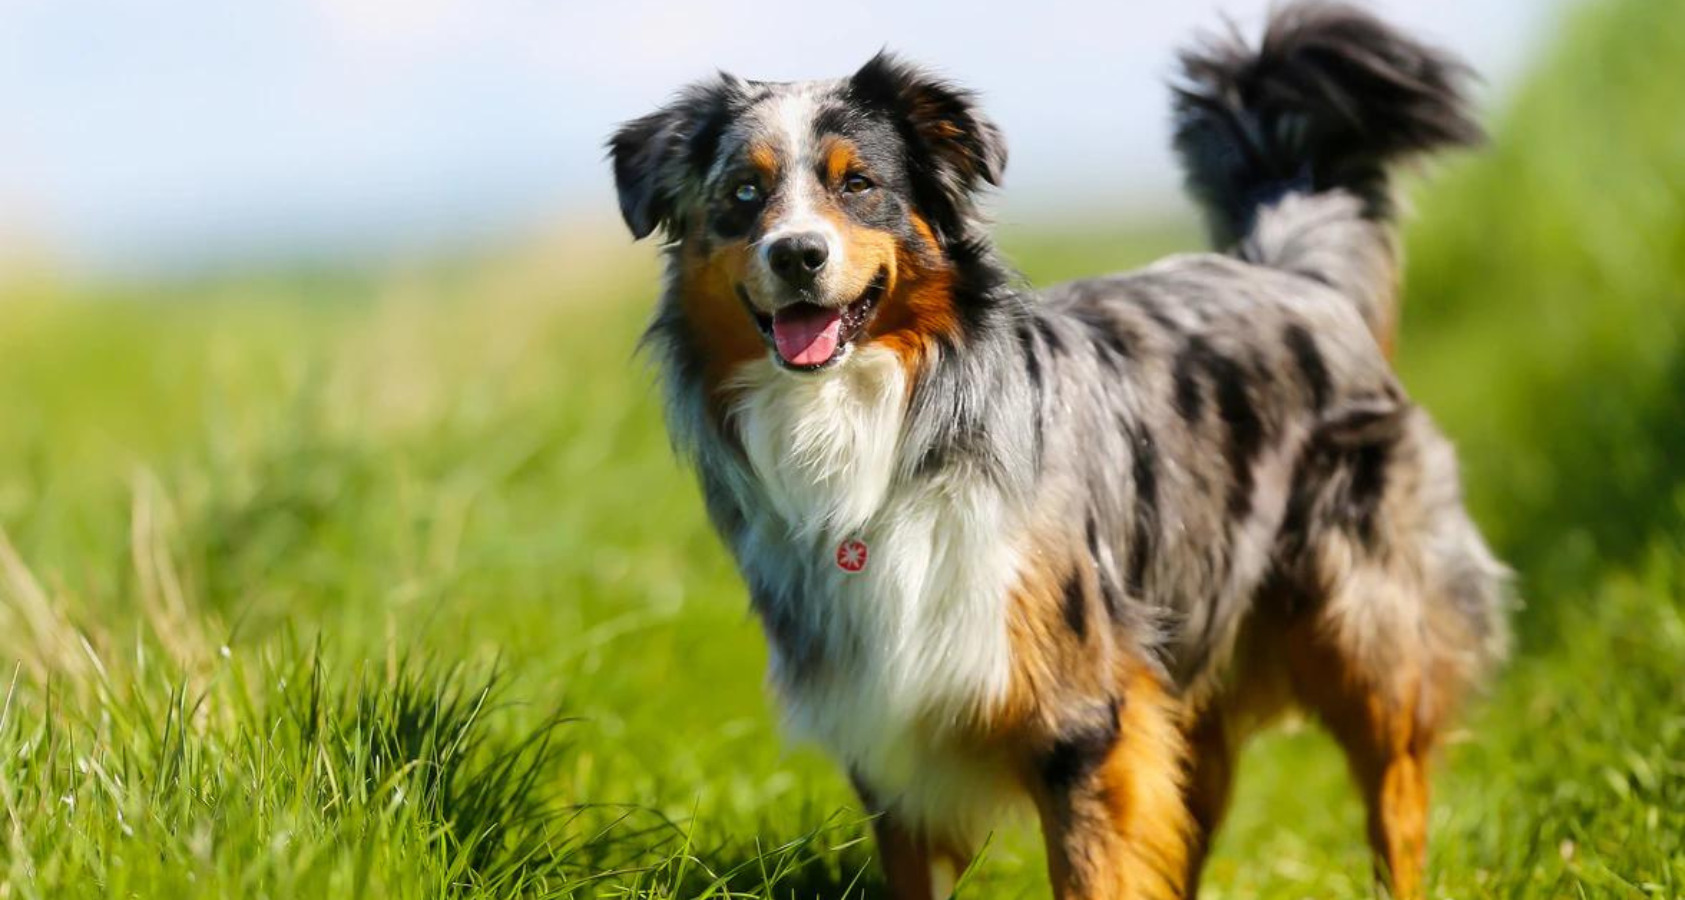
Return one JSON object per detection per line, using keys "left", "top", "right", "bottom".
{"left": 733, "top": 183, "right": 760, "bottom": 204}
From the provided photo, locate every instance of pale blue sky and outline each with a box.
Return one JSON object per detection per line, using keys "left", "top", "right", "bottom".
{"left": 0, "top": 0, "right": 1569, "bottom": 272}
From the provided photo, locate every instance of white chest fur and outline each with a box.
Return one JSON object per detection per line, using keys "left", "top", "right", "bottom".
{"left": 728, "top": 347, "right": 1025, "bottom": 838}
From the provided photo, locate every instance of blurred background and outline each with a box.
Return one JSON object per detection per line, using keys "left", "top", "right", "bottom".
{"left": 5, "top": 0, "right": 1563, "bottom": 274}
{"left": 1, "top": 1, "right": 1680, "bottom": 898}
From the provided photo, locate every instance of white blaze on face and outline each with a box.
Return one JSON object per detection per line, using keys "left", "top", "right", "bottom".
{"left": 753, "top": 86, "right": 845, "bottom": 297}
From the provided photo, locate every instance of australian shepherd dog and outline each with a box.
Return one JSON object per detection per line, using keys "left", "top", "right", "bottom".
{"left": 608, "top": 3, "right": 1509, "bottom": 896}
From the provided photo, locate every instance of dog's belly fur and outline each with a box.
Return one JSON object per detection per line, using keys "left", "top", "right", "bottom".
{"left": 727, "top": 346, "right": 1031, "bottom": 839}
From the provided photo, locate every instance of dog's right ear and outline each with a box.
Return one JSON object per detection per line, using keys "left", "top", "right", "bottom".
{"left": 608, "top": 75, "right": 742, "bottom": 241}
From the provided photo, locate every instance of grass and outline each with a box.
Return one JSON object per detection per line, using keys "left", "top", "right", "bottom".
{"left": 2, "top": 0, "right": 1683, "bottom": 895}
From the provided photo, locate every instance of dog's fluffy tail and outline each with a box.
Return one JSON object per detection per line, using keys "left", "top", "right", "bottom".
{"left": 1171, "top": 1, "right": 1482, "bottom": 350}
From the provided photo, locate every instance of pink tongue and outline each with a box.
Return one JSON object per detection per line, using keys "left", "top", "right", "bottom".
{"left": 771, "top": 304, "right": 843, "bottom": 367}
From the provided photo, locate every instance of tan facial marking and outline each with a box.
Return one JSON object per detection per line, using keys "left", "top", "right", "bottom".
{"left": 675, "top": 228, "right": 765, "bottom": 404}
{"left": 747, "top": 142, "right": 778, "bottom": 180}
{"left": 823, "top": 138, "right": 862, "bottom": 185}
{"left": 868, "top": 213, "right": 960, "bottom": 374}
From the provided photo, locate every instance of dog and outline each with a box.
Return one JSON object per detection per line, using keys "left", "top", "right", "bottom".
{"left": 609, "top": 3, "right": 1509, "bottom": 897}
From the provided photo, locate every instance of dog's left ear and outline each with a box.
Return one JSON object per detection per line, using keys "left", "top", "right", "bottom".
{"left": 608, "top": 75, "right": 742, "bottom": 241}
{"left": 849, "top": 51, "right": 1007, "bottom": 241}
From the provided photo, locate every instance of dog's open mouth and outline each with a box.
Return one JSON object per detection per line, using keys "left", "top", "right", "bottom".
{"left": 745, "top": 271, "right": 885, "bottom": 372}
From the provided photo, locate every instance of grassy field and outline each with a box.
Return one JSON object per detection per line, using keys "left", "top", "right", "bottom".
{"left": 2, "top": 0, "right": 1682, "bottom": 896}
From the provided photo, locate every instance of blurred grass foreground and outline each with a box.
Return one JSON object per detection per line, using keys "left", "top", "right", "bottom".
{"left": 1, "top": 0, "right": 1682, "bottom": 896}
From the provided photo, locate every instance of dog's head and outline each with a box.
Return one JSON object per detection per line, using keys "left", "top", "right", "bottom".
{"left": 610, "top": 53, "right": 1005, "bottom": 375}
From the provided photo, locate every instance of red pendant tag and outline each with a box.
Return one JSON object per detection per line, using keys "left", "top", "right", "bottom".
{"left": 835, "top": 538, "right": 868, "bottom": 573}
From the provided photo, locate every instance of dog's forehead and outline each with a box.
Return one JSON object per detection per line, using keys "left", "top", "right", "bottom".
{"left": 741, "top": 82, "right": 837, "bottom": 146}
{"left": 719, "top": 80, "right": 853, "bottom": 166}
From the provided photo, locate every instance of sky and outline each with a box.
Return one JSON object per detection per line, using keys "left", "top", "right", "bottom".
{"left": 0, "top": 0, "right": 1571, "bottom": 273}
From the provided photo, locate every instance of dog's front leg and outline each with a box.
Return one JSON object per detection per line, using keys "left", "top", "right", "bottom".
{"left": 1032, "top": 674, "right": 1192, "bottom": 900}
{"left": 854, "top": 778, "right": 971, "bottom": 900}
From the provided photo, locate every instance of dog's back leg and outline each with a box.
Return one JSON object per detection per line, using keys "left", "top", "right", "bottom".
{"left": 1272, "top": 398, "right": 1508, "bottom": 897}
{"left": 1283, "top": 614, "right": 1433, "bottom": 898}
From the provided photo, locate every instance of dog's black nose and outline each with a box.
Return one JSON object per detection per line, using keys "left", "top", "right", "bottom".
{"left": 766, "top": 233, "right": 830, "bottom": 288}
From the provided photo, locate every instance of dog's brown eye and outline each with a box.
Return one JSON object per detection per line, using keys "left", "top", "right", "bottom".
{"left": 733, "top": 182, "right": 761, "bottom": 204}
{"left": 842, "top": 174, "right": 873, "bottom": 195}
